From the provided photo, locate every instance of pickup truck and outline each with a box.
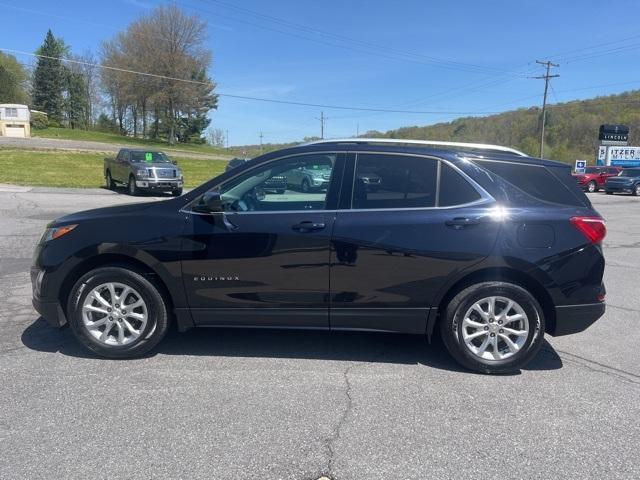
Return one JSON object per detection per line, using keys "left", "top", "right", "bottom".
{"left": 104, "top": 148, "right": 184, "bottom": 196}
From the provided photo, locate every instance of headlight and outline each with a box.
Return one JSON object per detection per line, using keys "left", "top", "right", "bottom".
{"left": 135, "top": 169, "right": 149, "bottom": 179}
{"left": 41, "top": 224, "right": 77, "bottom": 242}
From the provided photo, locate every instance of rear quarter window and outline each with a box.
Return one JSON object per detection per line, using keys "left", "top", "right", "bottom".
{"left": 438, "top": 162, "right": 482, "bottom": 207}
{"left": 475, "top": 160, "right": 589, "bottom": 207}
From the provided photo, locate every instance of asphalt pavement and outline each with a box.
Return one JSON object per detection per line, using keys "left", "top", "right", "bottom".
{"left": 0, "top": 185, "right": 638, "bottom": 480}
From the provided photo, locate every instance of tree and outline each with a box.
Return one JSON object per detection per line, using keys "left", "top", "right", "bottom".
{"left": 206, "top": 127, "right": 226, "bottom": 147}
{"left": 32, "top": 30, "right": 68, "bottom": 122}
{"left": 0, "top": 52, "right": 29, "bottom": 104}
{"left": 66, "top": 69, "right": 89, "bottom": 129}
{"left": 101, "top": 5, "right": 217, "bottom": 143}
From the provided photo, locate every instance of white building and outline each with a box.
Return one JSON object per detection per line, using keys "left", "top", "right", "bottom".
{"left": 0, "top": 104, "right": 31, "bottom": 138}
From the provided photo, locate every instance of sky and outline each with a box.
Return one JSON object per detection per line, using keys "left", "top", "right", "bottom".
{"left": 3, "top": 0, "right": 640, "bottom": 145}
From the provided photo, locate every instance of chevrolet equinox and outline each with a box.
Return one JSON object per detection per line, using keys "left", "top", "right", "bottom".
{"left": 31, "top": 139, "right": 607, "bottom": 373}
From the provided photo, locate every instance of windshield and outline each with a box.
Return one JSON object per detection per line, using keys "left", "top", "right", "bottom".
{"left": 130, "top": 151, "right": 172, "bottom": 163}
{"left": 584, "top": 167, "right": 601, "bottom": 174}
{"left": 619, "top": 169, "right": 640, "bottom": 177}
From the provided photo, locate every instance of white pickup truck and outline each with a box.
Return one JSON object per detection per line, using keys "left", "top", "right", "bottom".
{"left": 104, "top": 148, "right": 184, "bottom": 196}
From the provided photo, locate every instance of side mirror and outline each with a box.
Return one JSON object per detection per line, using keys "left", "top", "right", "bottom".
{"left": 193, "top": 191, "right": 223, "bottom": 214}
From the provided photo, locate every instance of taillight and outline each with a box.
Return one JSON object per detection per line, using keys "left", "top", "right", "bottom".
{"left": 570, "top": 216, "right": 606, "bottom": 243}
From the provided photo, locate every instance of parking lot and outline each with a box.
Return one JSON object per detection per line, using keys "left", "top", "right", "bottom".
{"left": 0, "top": 185, "right": 639, "bottom": 479}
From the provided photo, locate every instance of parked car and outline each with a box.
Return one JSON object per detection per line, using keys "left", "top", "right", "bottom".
{"left": 283, "top": 156, "right": 333, "bottom": 192}
{"left": 33, "top": 139, "right": 606, "bottom": 374}
{"left": 604, "top": 167, "right": 640, "bottom": 196}
{"left": 573, "top": 166, "right": 622, "bottom": 192}
{"left": 225, "top": 157, "right": 249, "bottom": 172}
{"left": 104, "top": 149, "right": 183, "bottom": 196}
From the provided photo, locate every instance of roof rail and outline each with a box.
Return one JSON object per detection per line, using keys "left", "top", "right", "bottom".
{"left": 304, "top": 138, "right": 527, "bottom": 157}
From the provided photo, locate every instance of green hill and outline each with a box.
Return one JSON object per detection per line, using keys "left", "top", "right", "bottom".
{"left": 361, "top": 90, "right": 640, "bottom": 163}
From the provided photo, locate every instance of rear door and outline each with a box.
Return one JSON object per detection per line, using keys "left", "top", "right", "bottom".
{"left": 329, "top": 152, "right": 501, "bottom": 333}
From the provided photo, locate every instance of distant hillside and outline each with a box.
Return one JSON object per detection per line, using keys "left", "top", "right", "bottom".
{"left": 362, "top": 90, "right": 640, "bottom": 163}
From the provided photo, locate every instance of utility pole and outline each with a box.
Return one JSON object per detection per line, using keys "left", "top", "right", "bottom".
{"left": 259, "top": 131, "right": 264, "bottom": 153}
{"left": 315, "top": 111, "right": 326, "bottom": 139}
{"left": 532, "top": 60, "right": 559, "bottom": 158}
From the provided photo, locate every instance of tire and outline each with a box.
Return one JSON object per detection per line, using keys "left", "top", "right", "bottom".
{"left": 440, "top": 281, "right": 545, "bottom": 374}
{"left": 586, "top": 181, "right": 597, "bottom": 193}
{"left": 128, "top": 175, "right": 139, "bottom": 196}
{"left": 171, "top": 188, "right": 183, "bottom": 197}
{"left": 606, "top": 191, "right": 613, "bottom": 195}
{"left": 105, "top": 170, "right": 116, "bottom": 190}
{"left": 301, "top": 178, "right": 310, "bottom": 193}
{"left": 633, "top": 184, "right": 640, "bottom": 196}
{"left": 67, "top": 267, "right": 170, "bottom": 358}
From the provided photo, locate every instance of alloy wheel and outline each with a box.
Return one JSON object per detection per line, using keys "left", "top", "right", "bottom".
{"left": 460, "top": 296, "right": 529, "bottom": 361}
{"left": 81, "top": 282, "right": 148, "bottom": 346}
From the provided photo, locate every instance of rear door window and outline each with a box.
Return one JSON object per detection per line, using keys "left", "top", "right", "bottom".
{"left": 352, "top": 154, "right": 437, "bottom": 209}
{"left": 438, "top": 163, "right": 482, "bottom": 207}
{"left": 476, "top": 160, "right": 587, "bottom": 207}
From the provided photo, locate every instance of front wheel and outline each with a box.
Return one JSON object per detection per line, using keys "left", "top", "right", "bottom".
{"left": 128, "top": 175, "right": 139, "bottom": 196}
{"left": 171, "top": 188, "right": 183, "bottom": 197}
{"left": 587, "top": 180, "right": 597, "bottom": 193}
{"left": 440, "top": 281, "right": 545, "bottom": 374}
{"left": 105, "top": 170, "right": 116, "bottom": 190}
{"left": 301, "top": 179, "right": 310, "bottom": 193}
{"left": 633, "top": 184, "right": 640, "bottom": 196}
{"left": 67, "top": 267, "right": 170, "bottom": 358}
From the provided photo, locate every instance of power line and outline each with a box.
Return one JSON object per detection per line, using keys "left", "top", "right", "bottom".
{"left": 531, "top": 60, "right": 560, "bottom": 158}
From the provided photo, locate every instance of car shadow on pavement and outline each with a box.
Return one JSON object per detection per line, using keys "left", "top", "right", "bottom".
{"left": 22, "top": 317, "right": 563, "bottom": 374}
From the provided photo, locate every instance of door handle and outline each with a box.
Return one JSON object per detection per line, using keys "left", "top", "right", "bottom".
{"left": 292, "top": 221, "right": 326, "bottom": 232}
{"left": 445, "top": 217, "right": 480, "bottom": 229}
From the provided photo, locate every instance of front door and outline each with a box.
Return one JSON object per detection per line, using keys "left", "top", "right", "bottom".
{"left": 181, "top": 152, "right": 344, "bottom": 329}
{"left": 330, "top": 152, "right": 500, "bottom": 333}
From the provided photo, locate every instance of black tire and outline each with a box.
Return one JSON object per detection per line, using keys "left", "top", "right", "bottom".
{"left": 105, "top": 170, "right": 116, "bottom": 190}
{"left": 606, "top": 191, "right": 613, "bottom": 195}
{"left": 586, "top": 181, "right": 597, "bottom": 193}
{"left": 440, "top": 281, "right": 545, "bottom": 374}
{"left": 67, "top": 267, "right": 170, "bottom": 358}
{"left": 171, "top": 188, "right": 183, "bottom": 197}
{"left": 128, "top": 175, "right": 139, "bottom": 196}
{"left": 633, "top": 184, "right": 640, "bottom": 196}
{"left": 301, "top": 178, "right": 310, "bottom": 193}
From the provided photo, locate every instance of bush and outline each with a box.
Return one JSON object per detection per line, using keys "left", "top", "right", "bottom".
{"left": 30, "top": 111, "right": 48, "bottom": 130}
{"left": 48, "top": 119, "right": 61, "bottom": 128}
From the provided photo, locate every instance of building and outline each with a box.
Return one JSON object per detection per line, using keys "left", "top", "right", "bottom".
{"left": 0, "top": 104, "right": 31, "bottom": 138}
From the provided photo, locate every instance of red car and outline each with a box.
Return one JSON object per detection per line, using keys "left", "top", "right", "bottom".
{"left": 573, "top": 166, "right": 622, "bottom": 192}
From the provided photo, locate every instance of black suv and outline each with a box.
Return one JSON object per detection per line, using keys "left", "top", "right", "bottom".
{"left": 32, "top": 139, "right": 606, "bottom": 373}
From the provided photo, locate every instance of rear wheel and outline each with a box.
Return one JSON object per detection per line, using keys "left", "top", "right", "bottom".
{"left": 128, "top": 175, "right": 139, "bottom": 196}
{"left": 440, "top": 281, "right": 545, "bottom": 374}
{"left": 67, "top": 267, "right": 170, "bottom": 358}
{"left": 634, "top": 184, "right": 640, "bottom": 196}
{"left": 587, "top": 180, "right": 597, "bottom": 193}
{"left": 105, "top": 170, "right": 115, "bottom": 190}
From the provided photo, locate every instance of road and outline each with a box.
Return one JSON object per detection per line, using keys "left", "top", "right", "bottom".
{"left": 0, "top": 136, "right": 231, "bottom": 161}
{"left": 0, "top": 186, "right": 638, "bottom": 480}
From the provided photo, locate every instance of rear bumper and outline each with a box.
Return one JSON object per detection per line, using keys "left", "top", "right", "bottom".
{"left": 551, "top": 302, "right": 605, "bottom": 336}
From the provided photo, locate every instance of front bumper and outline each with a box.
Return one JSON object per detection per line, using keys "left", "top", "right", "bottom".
{"left": 551, "top": 302, "right": 605, "bottom": 336}
{"left": 31, "top": 266, "right": 67, "bottom": 327}
{"left": 136, "top": 179, "right": 183, "bottom": 190}
{"left": 605, "top": 185, "right": 633, "bottom": 193}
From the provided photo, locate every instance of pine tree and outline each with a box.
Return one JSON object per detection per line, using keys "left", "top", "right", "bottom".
{"left": 66, "top": 69, "right": 89, "bottom": 129}
{"left": 32, "top": 30, "right": 66, "bottom": 123}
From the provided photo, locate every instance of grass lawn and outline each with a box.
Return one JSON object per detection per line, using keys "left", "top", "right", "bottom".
{"left": 33, "top": 127, "right": 231, "bottom": 156}
{"left": 0, "top": 149, "right": 228, "bottom": 188}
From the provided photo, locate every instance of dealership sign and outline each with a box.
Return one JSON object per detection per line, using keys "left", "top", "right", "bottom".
{"left": 602, "top": 146, "right": 640, "bottom": 167}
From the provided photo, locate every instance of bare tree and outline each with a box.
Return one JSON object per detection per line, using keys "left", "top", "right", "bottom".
{"left": 206, "top": 127, "right": 226, "bottom": 147}
{"left": 100, "top": 5, "right": 217, "bottom": 143}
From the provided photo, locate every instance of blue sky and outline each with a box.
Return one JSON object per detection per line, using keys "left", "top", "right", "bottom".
{"left": 3, "top": 0, "right": 640, "bottom": 145}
